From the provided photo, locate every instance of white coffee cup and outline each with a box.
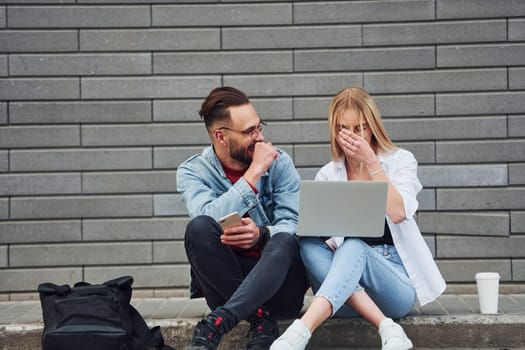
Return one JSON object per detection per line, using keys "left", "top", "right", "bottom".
{"left": 475, "top": 272, "right": 500, "bottom": 314}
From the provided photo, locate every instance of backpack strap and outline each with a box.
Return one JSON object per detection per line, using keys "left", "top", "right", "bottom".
{"left": 129, "top": 305, "right": 176, "bottom": 350}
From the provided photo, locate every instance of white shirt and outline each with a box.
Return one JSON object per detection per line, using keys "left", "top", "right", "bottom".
{"left": 316, "top": 148, "right": 446, "bottom": 306}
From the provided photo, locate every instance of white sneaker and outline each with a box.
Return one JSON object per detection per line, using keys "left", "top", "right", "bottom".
{"left": 379, "top": 318, "right": 413, "bottom": 350}
{"left": 269, "top": 319, "right": 311, "bottom": 350}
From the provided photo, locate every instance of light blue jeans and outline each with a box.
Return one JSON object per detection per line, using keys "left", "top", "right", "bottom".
{"left": 300, "top": 237, "right": 416, "bottom": 318}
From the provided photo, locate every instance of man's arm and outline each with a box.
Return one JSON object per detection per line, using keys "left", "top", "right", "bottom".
{"left": 177, "top": 158, "right": 259, "bottom": 220}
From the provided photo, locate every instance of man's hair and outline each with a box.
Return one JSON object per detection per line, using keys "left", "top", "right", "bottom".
{"left": 199, "top": 86, "right": 250, "bottom": 130}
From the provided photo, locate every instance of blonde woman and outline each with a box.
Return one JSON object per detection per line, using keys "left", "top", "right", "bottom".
{"left": 270, "top": 87, "right": 446, "bottom": 350}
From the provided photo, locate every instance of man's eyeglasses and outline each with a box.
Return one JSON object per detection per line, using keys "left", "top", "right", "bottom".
{"left": 337, "top": 123, "right": 370, "bottom": 134}
{"left": 216, "top": 121, "right": 267, "bottom": 141}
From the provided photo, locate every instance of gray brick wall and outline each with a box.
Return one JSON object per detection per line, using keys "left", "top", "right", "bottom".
{"left": 0, "top": 0, "right": 524, "bottom": 299}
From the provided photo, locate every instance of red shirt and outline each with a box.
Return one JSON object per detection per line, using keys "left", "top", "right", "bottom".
{"left": 222, "top": 165, "right": 262, "bottom": 258}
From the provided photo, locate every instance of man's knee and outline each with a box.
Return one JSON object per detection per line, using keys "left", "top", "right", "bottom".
{"left": 185, "top": 215, "right": 219, "bottom": 251}
{"left": 268, "top": 232, "right": 299, "bottom": 254}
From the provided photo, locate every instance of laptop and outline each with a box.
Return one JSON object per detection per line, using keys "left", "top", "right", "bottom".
{"left": 297, "top": 180, "right": 388, "bottom": 237}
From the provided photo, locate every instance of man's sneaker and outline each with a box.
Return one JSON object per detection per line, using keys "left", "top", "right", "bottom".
{"left": 246, "top": 307, "right": 280, "bottom": 350}
{"left": 269, "top": 319, "right": 311, "bottom": 350}
{"left": 186, "top": 315, "right": 224, "bottom": 350}
{"left": 378, "top": 318, "right": 413, "bottom": 350}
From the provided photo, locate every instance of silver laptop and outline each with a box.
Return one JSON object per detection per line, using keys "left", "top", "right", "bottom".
{"left": 297, "top": 180, "right": 388, "bottom": 237}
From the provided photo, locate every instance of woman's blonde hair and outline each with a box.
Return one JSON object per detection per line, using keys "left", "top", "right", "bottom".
{"left": 328, "top": 87, "right": 396, "bottom": 160}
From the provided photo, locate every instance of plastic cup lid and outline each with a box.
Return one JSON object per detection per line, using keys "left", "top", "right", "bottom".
{"left": 475, "top": 272, "right": 500, "bottom": 280}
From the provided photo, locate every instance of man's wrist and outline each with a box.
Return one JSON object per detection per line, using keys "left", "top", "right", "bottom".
{"left": 258, "top": 226, "right": 271, "bottom": 247}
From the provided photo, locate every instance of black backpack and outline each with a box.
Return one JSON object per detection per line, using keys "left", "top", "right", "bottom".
{"left": 38, "top": 275, "right": 175, "bottom": 350}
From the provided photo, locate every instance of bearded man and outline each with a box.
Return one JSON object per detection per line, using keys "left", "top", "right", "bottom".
{"left": 177, "top": 86, "right": 308, "bottom": 350}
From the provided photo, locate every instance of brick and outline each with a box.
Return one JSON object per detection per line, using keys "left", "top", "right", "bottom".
{"left": 297, "top": 167, "right": 319, "bottom": 181}
{"left": 10, "top": 148, "right": 152, "bottom": 172}
{"left": 83, "top": 170, "right": 177, "bottom": 193}
{"left": 385, "top": 116, "right": 506, "bottom": 141}
{"left": 0, "top": 30, "right": 77, "bottom": 52}
{"left": 419, "top": 164, "right": 507, "bottom": 187}
{"left": 0, "top": 173, "right": 81, "bottom": 196}
{"left": 294, "top": 144, "right": 331, "bottom": 167}
{"left": 0, "top": 55, "right": 6, "bottom": 76}
{"left": 437, "top": 0, "right": 525, "bottom": 19}
{"left": 378, "top": 95, "right": 436, "bottom": 118}
{"left": 224, "top": 73, "right": 363, "bottom": 97}
{"left": 0, "top": 246, "right": 6, "bottom": 267}
{"left": 0, "top": 102, "right": 6, "bottom": 124}
{"left": 153, "top": 241, "right": 186, "bottom": 263}
{"left": 417, "top": 189, "right": 436, "bottom": 211}
{"left": 9, "top": 5, "right": 149, "bottom": 28}
{"left": 0, "top": 6, "right": 5, "bottom": 28}
{"left": 364, "top": 69, "right": 506, "bottom": 93}
{"left": 153, "top": 51, "right": 292, "bottom": 74}
{"left": 80, "top": 29, "right": 219, "bottom": 51}
{"left": 82, "top": 124, "right": 208, "bottom": 146}
{"left": 223, "top": 25, "right": 361, "bottom": 49}
{"left": 86, "top": 265, "right": 189, "bottom": 288}
{"left": 437, "top": 236, "right": 525, "bottom": 258}
{"left": 5, "top": 0, "right": 76, "bottom": 3}
{"left": 154, "top": 98, "right": 292, "bottom": 123}
{"left": 152, "top": 4, "right": 291, "bottom": 26}
{"left": 437, "top": 91, "right": 525, "bottom": 116}
{"left": 264, "top": 120, "right": 327, "bottom": 144}
{"left": 0, "top": 78, "right": 79, "bottom": 100}
{"left": 154, "top": 146, "right": 203, "bottom": 169}
{"left": 83, "top": 217, "right": 188, "bottom": 241}
{"left": 509, "top": 115, "right": 525, "bottom": 137}
{"left": 511, "top": 212, "right": 525, "bottom": 233}
{"left": 437, "top": 260, "right": 511, "bottom": 282}
{"left": 0, "top": 151, "right": 7, "bottom": 172}
{"left": 437, "top": 188, "right": 525, "bottom": 210}
{"left": 0, "top": 220, "right": 81, "bottom": 244}
{"left": 510, "top": 164, "right": 525, "bottom": 185}
{"left": 10, "top": 195, "right": 153, "bottom": 219}
{"left": 0, "top": 198, "right": 7, "bottom": 220}
{"left": 418, "top": 212, "right": 509, "bottom": 236}
{"left": 153, "top": 100, "right": 201, "bottom": 122}
{"left": 295, "top": 47, "right": 434, "bottom": 72}
{"left": 294, "top": 0, "right": 433, "bottom": 24}
{"left": 81, "top": 76, "right": 220, "bottom": 99}
{"left": 510, "top": 68, "right": 525, "bottom": 89}
{"left": 396, "top": 142, "right": 435, "bottom": 164}
{"left": 293, "top": 97, "right": 331, "bottom": 120}
{"left": 0, "top": 268, "right": 82, "bottom": 292}
{"left": 79, "top": 0, "right": 213, "bottom": 3}
{"left": 0, "top": 126, "right": 79, "bottom": 148}
{"left": 10, "top": 242, "right": 152, "bottom": 267}
{"left": 438, "top": 44, "right": 525, "bottom": 67}
{"left": 10, "top": 101, "right": 151, "bottom": 124}
{"left": 10, "top": 53, "right": 151, "bottom": 76}
{"left": 364, "top": 20, "right": 506, "bottom": 45}
{"left": 437, "top": 140, "right": 525, "bottom": 163}
{"left": 154, "top": 194, "right": 188, "bottom": 216}
{"left": 513, "top": 260, "right": 525, "bottom": 281}
{"left": 510, "top": 19, "right": 525, "bottom": 41}
{"left": 250, "top": 98, "right": 294, "bottom": 121}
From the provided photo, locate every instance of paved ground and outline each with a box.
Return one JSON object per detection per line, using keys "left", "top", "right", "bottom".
{"left": 1, "top": 294, "right": 525, "bottom": 349}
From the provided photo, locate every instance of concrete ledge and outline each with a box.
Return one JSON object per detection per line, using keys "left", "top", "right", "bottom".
{"left": 2, "top": 314, "right": 525, "bottom": 350}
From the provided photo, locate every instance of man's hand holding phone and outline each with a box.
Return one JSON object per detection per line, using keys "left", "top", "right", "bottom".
{"left": 218, "top": 212, "right": 259, "bottom": 249}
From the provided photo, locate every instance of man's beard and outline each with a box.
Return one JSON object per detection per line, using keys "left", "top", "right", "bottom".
{"left": 229, "top": 140, "right": 254, "bottom": 166}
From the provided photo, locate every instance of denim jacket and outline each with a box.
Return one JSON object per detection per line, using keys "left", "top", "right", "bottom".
{"left": 177, "top": 145, "right": 301, "bottom": 236}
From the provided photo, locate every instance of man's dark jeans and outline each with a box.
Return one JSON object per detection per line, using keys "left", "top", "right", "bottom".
{"left": 184, "top": 215, "right": 308, "bottom": 330}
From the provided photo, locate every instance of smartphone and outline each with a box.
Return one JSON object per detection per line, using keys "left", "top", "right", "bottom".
{"left": 218, "top": 212, "right": 242, "bottom": 230}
